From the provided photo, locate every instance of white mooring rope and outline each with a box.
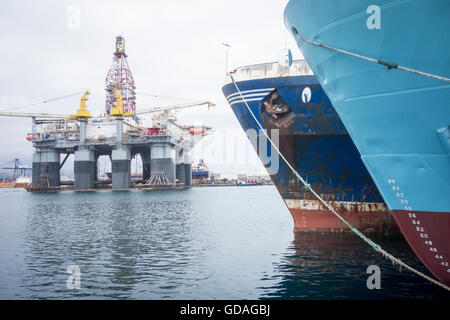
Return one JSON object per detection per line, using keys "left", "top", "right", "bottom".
{"left": 292, "top": 29, "right": 450, "bottom": 83}
{"left": 230, "top": 75, "right": 450, "bottom": 292}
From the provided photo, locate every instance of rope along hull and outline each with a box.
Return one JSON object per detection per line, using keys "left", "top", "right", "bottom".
{"left": 222, "top": 75, "right": 396, "bottom": 233}
{"left": 284, "top": 0, "right": 450, "bottom": 285}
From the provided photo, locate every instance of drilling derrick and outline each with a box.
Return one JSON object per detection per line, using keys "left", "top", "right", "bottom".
{"left": 105, "top": 36, "right": 136, "bottom": 116}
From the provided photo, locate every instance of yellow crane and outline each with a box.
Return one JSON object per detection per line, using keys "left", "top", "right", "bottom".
{"left": 0, "top": 91, "right": 214, "bottom": 122}
{"left": 110, "top": 89, "right": 124, "bottom": 117}
{"left": 71, "top": 90, "right": 91, "bottom": 120}
{"left": 110, "top": 89, "right": 135, "bottom": 117}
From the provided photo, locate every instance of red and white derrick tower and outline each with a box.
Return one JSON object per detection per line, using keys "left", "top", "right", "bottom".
{"left": 105, "top": 36, "right": 136, "bottom": 115}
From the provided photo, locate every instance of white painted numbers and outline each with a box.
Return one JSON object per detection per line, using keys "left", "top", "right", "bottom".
{"left": 66, "top": 265, "right": 81, "bottom": 290}
{"left": 366, "top": 265, "right": 381, "bottom": 290}
{"left": 366, "top": 5, "right": 381, "bottom": 30}
{"left": 388, "top": 178, "right": 450, "bottom": 272}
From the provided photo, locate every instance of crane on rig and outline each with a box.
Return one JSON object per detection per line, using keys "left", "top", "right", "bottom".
{"left": 0, "top": 90, "right": 214, "bottom": 151}
{"left": 134, "top": 100, "right": 215, "bottom": 129}
{"left": 0, "top": 95, "right": 214, "bottom": 120}
{"left": 136, "top": 100, "right": 215, "bottom": 115}
{"left": 110, "top": 89, "right": 125, "bottom": 117}
{"left": 0, "top": 34, "right": 215, "bottom": 141}
{"left": 0, "top": 111, "right": 71, "bottom": 119}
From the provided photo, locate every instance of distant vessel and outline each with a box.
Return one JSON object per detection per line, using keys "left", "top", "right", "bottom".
{"left": 284, "top": 0, "right": 449, "bottom": 284}
{"left": 0, "top": 176, "right": 31, "bottom": 188}
{"left": 237, "top": 180, "right": 260, "bottom": 186}
{"left": 131, "top": 173, "right": 143, "bottom": 181}
{"left": 192, "top": 159, "right": 209, "bottom": 183}
{"left": 222, "top": 60, "right": 397, "bottom": 233}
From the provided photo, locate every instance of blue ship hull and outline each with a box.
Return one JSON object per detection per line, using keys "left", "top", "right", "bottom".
{"left": 284, "top": 0, "right": 450, "bottom": 285}
{"left": 222, "top": 72, "right": 396, "bottom": 232}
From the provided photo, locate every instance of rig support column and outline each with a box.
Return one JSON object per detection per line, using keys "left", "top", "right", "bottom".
{"left": 141, "top": 149, "right": 151, "bottom": 180}
{"left": 94, "top": 153, "right": 99, "bottom": 182}
{"left": 176, "top": 149, "right": 186, "bottom": 185}
{"left": 34, "top": 149, "right": 60, "bottom": 187}
{"left": 184, "top": 151, "right": 192, "bottom": 186}
{"left": 32, "top": 152, "right": 41, "bottom": 184}
{"left": 74, "top": 119, "right": 96, "bottom": 190}
{"left": 116, "top": 118, "right": 123, "bottom": 145}
{"left": 150, "top": 143, "right": 175, "bottom": 184}
{"left": 112, "top": 148, "right": 131, "bottom": 189}
{"left": 79, "top": 120, "right": 87, "bottom": 144}
{"left": 74, "top": 149, "right": 96, "bottom": 190}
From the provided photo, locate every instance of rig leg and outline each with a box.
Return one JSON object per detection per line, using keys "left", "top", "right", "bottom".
{"left": 184, "top": 151, "right": 192, "bottom": 186}
{"left": 141, "top": 149, "right": 151, "bottom": 181}
{"left": 74, "top": 149, "right": 96, "bottom": 190}
{"left": 112, "top": 148, "right": 131, "bottom": 189}
{"left": 176, "top": 149, "right": 186, "bottom": 185}
{"left": 32, "top": 152, "right": 41, "bottom": 185}
{"left": 33, "top": 149, "right": 60, "bottom": 187}
{"left": 150, "top": 143, "right": 175, "bottom": 184}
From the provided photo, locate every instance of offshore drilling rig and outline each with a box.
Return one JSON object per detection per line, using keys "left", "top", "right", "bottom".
{"left": 0, "top": 36, "right": 214, "bottom": 191}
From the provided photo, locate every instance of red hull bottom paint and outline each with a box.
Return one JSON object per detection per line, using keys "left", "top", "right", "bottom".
{"left": 289, "top": 208, "right": 398, "bottom": 233}
{"left": 392, "top": 210, "right": 450, "bottom": 286}
{"left": 284, "top": 199, "right": 398, "bottom": 234}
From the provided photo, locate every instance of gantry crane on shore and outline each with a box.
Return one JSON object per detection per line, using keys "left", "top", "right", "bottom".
{"left": 0, "top": 158, "right": 32, "bottom": 177}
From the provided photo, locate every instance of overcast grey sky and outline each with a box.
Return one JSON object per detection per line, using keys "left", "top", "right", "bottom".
{"left": 0, "top": 0, "right": 302, "bottom": 176}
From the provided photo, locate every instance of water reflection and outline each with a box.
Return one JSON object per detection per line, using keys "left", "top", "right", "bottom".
{"left": 259, "top": 232, "right": 450, "bottom": 300}
{"left": 2, "top": 187, "right": 448, "bottom": 300}
{"left": 23, "top": 191, "right": 197, "bottom": 299}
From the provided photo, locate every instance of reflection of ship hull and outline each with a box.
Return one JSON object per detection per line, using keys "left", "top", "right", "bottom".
{"left": 222, "top": 72, "right": 397, "bottom": 233}
{"left": 284, "top": 0, "right": 449, "bottom": 285}
{"left": 261, "top": 231, "right": 444, "bottom": 299}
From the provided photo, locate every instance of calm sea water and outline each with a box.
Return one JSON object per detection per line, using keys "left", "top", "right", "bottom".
{"left": 0, "top": 186, "right": 448, "bottom": 300}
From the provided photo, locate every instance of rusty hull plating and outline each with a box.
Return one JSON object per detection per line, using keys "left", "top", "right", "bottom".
{"left": 222, "top": 61, "right": 398, "bottom": 233}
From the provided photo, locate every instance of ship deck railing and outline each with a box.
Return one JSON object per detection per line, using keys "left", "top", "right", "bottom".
{"left": 225, "top": 59, "right": 313, "bottom": 83}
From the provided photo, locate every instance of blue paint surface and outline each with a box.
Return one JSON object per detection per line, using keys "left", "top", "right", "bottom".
{"left": 284, "top": 0, "right": 450, "bottom": 213}
{"left": 222, "top": 75, "right": 384, "bottom": 203}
